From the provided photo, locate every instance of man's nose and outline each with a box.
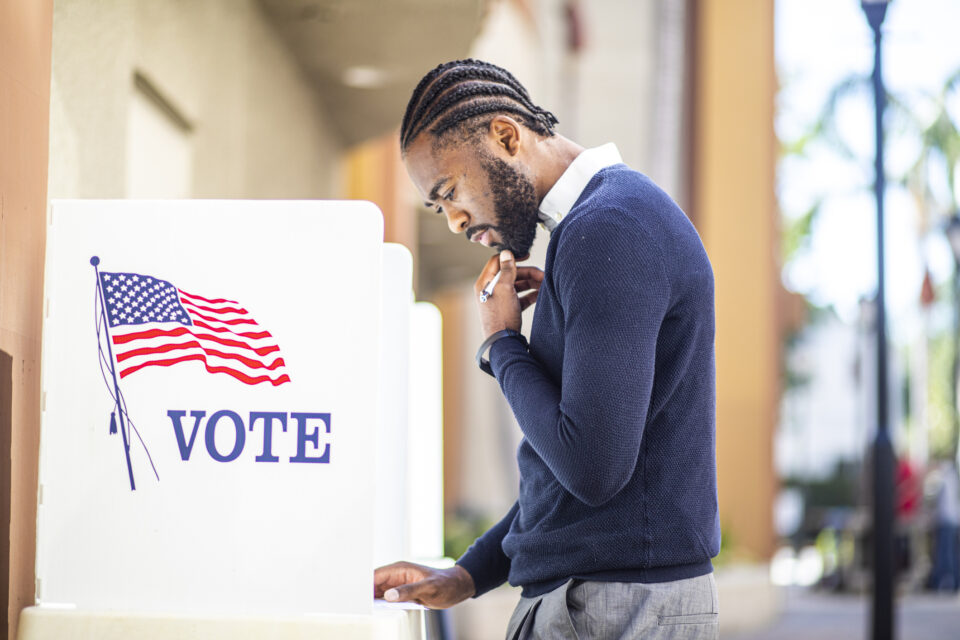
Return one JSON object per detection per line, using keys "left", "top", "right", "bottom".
{"left": 445, "top": 207, "right": 470, "bottom": 234}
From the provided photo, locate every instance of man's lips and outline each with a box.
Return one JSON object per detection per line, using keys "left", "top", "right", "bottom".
{"left": 467, "top": 226, "right": 494, "bottom": 245}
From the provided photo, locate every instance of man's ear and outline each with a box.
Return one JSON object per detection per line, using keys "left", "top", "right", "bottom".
{"left": 489, "top": 116, "right": 521, "bottom": 157}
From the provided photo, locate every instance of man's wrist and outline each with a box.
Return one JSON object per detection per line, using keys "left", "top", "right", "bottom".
{"left": 449, "top": 564, "right": 477, "bottom": 599}
{"left": 476, "top": 329, "right": 527, "bottom": 377}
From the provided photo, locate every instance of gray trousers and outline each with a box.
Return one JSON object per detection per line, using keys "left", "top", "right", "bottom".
{"left": 505, "top": 574, "right": 719, "bottom": 640}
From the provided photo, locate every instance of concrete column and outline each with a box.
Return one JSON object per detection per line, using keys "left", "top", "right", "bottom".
{"left": 693, "top": 0, "right": 779, "bottom": 560}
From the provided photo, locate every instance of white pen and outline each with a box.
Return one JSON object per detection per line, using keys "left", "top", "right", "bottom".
{"left": 480, "top": 270, "right": 502, "bottom": 303}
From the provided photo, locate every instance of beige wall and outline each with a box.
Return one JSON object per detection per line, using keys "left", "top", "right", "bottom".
{"left": 49, "top": 0, "right": 343, "bottom": 201}
{"left": 695, "top": 0, "right": 779, "bottom": 560}
{"left": 472, "top": 0, "right": 660, "bottom": 174}
{"left": 1, "top": 1, "right": 53, "bottom": 637}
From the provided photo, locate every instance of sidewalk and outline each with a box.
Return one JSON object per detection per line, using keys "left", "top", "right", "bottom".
{"left": 722, "top": 586, "right": 960, "bottom": 640}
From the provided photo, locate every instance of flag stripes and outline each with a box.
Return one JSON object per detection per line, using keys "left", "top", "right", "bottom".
{"left": 99, "top": 271, "right": 290, "bottom": 386}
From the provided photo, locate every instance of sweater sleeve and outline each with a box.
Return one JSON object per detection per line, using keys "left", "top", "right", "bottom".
{"left": 488, "top": 212, "right": 671, "bottom": 506}
{"left": 455, "top": 502, "right": 518, "bottom": 597}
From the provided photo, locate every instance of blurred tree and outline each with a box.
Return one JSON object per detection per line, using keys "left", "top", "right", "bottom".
{"left": 779, "top": 66, "right": 960, "bottom": 461}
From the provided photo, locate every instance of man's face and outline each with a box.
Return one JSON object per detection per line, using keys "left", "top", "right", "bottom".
{"left": 404, "top": 130, "right": 540, "bottom": 258}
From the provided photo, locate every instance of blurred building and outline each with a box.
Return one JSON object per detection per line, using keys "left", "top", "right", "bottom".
{"left": 2, "top": 0, "right": 780, "bottom": 637}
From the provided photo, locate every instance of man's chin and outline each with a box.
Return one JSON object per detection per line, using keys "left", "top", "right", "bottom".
{"left": 493, "top": 243, "right": 531, "bottom": 262}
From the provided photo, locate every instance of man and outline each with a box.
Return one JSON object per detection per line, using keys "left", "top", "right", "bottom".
{"left": 374, "top": 59, "right": 720, "bottom": 639}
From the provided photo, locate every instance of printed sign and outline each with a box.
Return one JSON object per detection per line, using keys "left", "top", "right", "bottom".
{"left": 37, "top": 200, "right": 383, "bottom": 616}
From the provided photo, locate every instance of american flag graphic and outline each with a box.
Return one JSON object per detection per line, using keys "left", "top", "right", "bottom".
{"left": 98, "top": 271, "right": 291, "bottom": 386}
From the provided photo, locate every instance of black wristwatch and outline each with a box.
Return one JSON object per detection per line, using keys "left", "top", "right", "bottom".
{"left": 475, "top": 329, "right": 528, "bottom": 377}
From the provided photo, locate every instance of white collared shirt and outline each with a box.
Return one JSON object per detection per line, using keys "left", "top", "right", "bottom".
{"left": 538, "top": 143, "right": 623, "bottom": 232}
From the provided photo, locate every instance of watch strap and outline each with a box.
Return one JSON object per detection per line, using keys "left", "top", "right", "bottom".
{"left": 476, "top": 329, "right": 527, "bottom": 377}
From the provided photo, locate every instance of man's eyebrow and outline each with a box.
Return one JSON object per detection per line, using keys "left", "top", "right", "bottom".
{"left": 426, "top": 177, "right": 451, "bottom": 204}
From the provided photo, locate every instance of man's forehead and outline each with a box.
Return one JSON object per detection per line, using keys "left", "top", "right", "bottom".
{"left": 405, "top": 140, "right": 462, "bottom": 199}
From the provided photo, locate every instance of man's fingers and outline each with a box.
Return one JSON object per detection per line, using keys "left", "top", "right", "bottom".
{"left": 518, "top": 289, "right": 539, "bottom": 311}
{"left": 515, "top": 278, "right": 544, "bottom": 293}
{"left": 384, "top": 579, "right": 434, "bottom": 604}
{"left": 373, "top": 561, "right": 427, "bottom": 597}
{"left": 474, "top": 254, "right": 502, "bottom": 295}
{"left": 475, "top": 256, "right": 540, "bottom": 296}
{"left": 515, "top": 266, "right": 544, "bottom": 283}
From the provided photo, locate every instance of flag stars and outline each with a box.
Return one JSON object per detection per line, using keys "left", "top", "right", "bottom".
{"left": 99, "top": 272, "right": 195, "bottom": 328}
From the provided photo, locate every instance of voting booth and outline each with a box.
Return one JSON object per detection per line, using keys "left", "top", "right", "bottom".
{"left": 19, "top": 200, "right": 446, "bottom": 639}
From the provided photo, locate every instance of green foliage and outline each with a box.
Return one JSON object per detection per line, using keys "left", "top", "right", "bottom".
{"left": 779, "top": 65, "right": 960, "bottom": 268}
{"left": 782, "top": 200, "right": 821, "bottom": 263}
{"left": 926, "top": 330, "right": 956, "bottom": 458}
{"left": 443, "top": 510, "right": 494, "bottom": 561}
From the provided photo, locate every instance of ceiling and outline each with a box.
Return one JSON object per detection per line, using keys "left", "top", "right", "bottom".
{"left": 258, "top": 0, "right": 487, "bottom": 146}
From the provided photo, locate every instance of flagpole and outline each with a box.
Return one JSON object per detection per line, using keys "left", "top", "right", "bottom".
{"left": 91, "top": 256, "right": 136, "bottom": 491}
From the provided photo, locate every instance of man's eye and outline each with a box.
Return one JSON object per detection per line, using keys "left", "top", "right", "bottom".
{"left": 445, "top": 188, "right": 455, "bottom": 200}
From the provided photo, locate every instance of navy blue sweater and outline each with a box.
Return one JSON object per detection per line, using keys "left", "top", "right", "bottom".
{"left": 456, "top": 164, "right": 720, "bottom": 598}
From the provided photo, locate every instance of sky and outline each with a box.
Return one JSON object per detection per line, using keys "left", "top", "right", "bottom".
{"left": 776, "top": 0, "right": 960, "bottom": 338}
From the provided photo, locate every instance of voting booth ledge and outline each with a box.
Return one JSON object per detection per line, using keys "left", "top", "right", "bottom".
{"left": 17, "top": 604, "right": 426, "bottom": 640}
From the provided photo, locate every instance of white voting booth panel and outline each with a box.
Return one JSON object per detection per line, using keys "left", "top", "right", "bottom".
{"left": 406, "top": 303, "right": 444, "bottom": 561}
{"left": 374, "top": 260, "right": 446, "bottom": 566}
{"left": 18, "top": 605, "right": 426, "bottom": 640}
{"left": 35, "top": 200, "right": 386, "bottom": 620}
{"left": 374, "top": 245, "right": 412, "bottom": 568}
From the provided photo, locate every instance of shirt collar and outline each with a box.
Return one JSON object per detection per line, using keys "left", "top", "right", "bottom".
{"left": 538, "top": 143, "right": 623, "bottom": 232}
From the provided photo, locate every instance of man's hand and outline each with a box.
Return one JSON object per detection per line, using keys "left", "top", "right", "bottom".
{"left": 474, "top": 251, "right": 544, "bottom": 339}
{"left": 373, "top": 561, "right": 476, "bottom": 609}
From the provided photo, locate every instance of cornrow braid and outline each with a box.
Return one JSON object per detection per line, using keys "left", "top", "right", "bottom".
{"left": 400, "top": 59, "right": 558, "bottom": 152}
{"left": 406, "top": 64, "right": 535, "bottom": 138}
{"left": 408, "top": 82, "right": 533, "bottom": 145}
{"left": 432, "top": 101, "right": 549, "bottom": 141}
{"left": 400, "top": 60, "right": 462, "bottom": 141}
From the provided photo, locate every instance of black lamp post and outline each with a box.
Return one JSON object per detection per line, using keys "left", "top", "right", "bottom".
{"left": 861, "top": 1, "right": 894, "bottom": 639}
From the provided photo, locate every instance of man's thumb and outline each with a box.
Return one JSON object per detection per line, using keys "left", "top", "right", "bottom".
{"left": 384, "top": 580, "right": 427, "bottom": 603}
{"left": 499, "top": 250, "right": 516, "bottom": 282}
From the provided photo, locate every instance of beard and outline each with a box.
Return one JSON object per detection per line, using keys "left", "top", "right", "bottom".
{"left": 476, "top": 154, "right": 540, "bottom": 257}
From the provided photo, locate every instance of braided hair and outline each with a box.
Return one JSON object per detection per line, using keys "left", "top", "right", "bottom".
{"left": 400, "top": 59, "right": 558, "bottom": 152}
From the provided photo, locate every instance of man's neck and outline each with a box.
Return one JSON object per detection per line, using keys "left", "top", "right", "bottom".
{"left": 531, "top": 135, "right": 585, "bottom": 205}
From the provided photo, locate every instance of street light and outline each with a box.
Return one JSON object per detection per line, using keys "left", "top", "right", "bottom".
{"left": 860, "top": 1, "right": 894, "bottom": 639}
